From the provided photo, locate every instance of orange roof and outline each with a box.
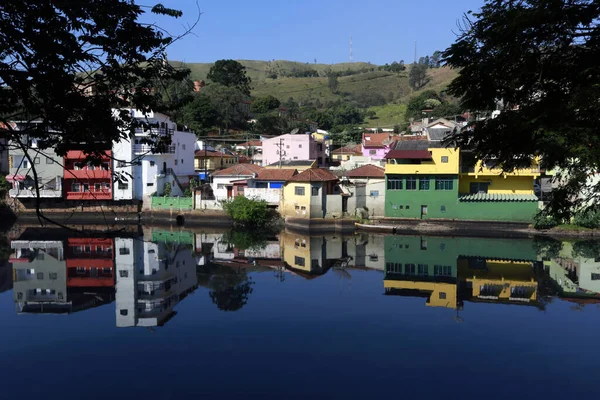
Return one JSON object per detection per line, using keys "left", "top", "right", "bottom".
{"left": 344, "top": 164, "right": 385, "bottom": 178}
{"left": 238, "top": 140, "right": 262, "bottom": 147}
{"left": 332, "top": 144, "right": 362, "bottom": 155}
{"left": 195, "top": 150, "right": 236, "bottom": 158}
{"left": 362, "top": 133, "right": 396, "bottom": 148}
{"left": 211, "top": 164, "right": 263, "bottom": 177}
{"left": 287, "top": 168, "right": 338, "bottom": 182}
{"left": 255, "top": 169, "right": 298, "bottom": 181}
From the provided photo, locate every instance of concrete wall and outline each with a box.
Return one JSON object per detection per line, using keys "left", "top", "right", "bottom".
{"left": 244, "top": 188, "right": 282, "bottom": 205}
{"left": 344, "top": 180, "right": 385, "bottom": 218}
{"left": 194, "top": 193, "right": 222, "bottom": 210}
{"left": 324, "top": 194, "right": 342, "bottom": 218}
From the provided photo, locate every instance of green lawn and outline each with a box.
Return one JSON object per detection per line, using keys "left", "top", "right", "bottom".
{"left": 364, "top": 103, "right": 407, "bottom": 128}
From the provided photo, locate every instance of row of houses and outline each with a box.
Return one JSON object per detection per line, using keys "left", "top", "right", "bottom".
{"left": 198, "top": 118, "right": 540, "bottom": 223}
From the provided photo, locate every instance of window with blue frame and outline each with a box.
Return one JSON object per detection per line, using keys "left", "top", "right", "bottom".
{"left": 419, "top": 177, "right": 430, "bottom": 190}
{"left": 435, "top": 177, "right": 454, "bottom": 190}
{"left": 387, "top": 176, "right": 403, "bottom": 190}
{"left": 406, "top": 176, "right": 417, "bottom": 190}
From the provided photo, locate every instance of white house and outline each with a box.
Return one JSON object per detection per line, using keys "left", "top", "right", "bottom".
{"left": 112, "top": 110, "right": 196, "bottom": 201}
{"left": 209, "top": 163, "right": 264, "bottom": 201}
{"left": 115, "top": 237, "right": 197, "bottom": 328}
{"left": 341, "top": 164, "right": 386, "bottom": 218}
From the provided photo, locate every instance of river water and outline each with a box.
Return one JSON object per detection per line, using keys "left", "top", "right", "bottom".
{"left": 0, "top": 226, "right": 599, "bottom": 398}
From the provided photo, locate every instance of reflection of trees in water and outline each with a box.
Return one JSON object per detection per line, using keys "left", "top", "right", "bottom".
{"left": 532, "top": 236, "right": 563, "bottom": 259}
{"left": 197, "top": 263, "right": 254, "bottom": 312}
{"left": 572, "top": 239, "right": 600, "bottom": 259}
{"left": 221, "top": 228, "right": 279, "bottom": 252}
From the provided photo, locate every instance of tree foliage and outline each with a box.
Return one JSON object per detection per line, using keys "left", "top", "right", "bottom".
{"left": 207, "top": 59, "right": 252, "bottom": 96}
{"left": 443, "top": 0, "right": 600, "bottom": 219}
{"left": 379, "top": 61, "right": 406, "bottom": 73}
{"left": 409, "top": 62, "right": 429, "bottom": 90}
{"left": 0, "top": 1, "right": 193, "bottom": 158}
{"left": 251, "top": 95, "right": 281, "bottom": 115}
{"left": 327, "top": 74, "right": 339, "bottom": 94}
{"left": 208, "top": 271, "right": 254, "bottom": 312}
{"left": 222, "top": 196, "right": 273, "bottom": 228}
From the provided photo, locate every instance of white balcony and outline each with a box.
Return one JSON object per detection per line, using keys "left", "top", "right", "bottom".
{"left": 9, "top": 188, "right": 62, "bottom": 198}
{"left": 133, "top": 144, "right": 175, "bottom": 155}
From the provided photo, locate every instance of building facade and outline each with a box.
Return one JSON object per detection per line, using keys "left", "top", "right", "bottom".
{"left": 362, "top": 133, "right": 396, "bottom": 160}
{"left": 63, "top": 150, "right": 113, "bottom": 201}
{"left": 262, "top": 133, "right": 325, "bottom": 167}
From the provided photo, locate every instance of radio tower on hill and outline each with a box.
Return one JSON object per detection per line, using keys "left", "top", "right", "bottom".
{"left": 350, "top": 36, "right": 353, "bottom": 62}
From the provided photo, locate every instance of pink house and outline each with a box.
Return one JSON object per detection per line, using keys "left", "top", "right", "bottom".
{"left": 262, "top": 133, "right": 325, "bottom": 167}
{"left": 362, "top": 133, "right": 397, "bottom": 160}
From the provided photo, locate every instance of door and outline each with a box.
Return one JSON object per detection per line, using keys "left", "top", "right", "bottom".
{"left": 226, "top": 186, "right": 233, "bottom": 199}
{"left": 421, "top": 205, "right": 428, "bottom": 219}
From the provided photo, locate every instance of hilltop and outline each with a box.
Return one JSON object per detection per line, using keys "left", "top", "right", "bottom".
{"left": 171, "top": 59, "right": 459, "bottom": 127}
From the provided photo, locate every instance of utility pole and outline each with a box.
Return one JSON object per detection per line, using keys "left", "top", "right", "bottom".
{"left": 276, "top": 137, "right": 284, "bottom": 169}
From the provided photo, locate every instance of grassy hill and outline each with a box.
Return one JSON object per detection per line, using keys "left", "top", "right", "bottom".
{"left": 172, "top": 59, "right": 459, "bottom": 127}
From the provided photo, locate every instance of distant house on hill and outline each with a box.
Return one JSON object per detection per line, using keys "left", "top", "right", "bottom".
{"left": 362, "top": 133, "right": 397, "bottom": 161}
{"left": 262, "top": 133, "right": 325, "bottom": 167}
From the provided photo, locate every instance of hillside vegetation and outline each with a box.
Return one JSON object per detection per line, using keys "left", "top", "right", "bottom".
{"left": 172, "top": 59, "right": 459, "bottom": 128}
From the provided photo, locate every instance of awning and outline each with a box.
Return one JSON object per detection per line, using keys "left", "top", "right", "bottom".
{"left": 459, "top": 193, "right": 539, "bottom": 202}
{"left": 6, "top": 174, "right": 26, "bottom": 182}
{"left": 385, "top": 150, "right": 432, "bottom": 159}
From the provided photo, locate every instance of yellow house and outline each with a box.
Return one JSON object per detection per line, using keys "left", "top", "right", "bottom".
{"left": 265, "top": 159, "right": 317, "bottom": 171}
{"left": 279, "top": 231, "right": 331, "bottom": 278}
{"left": 384, "top": 280, "right": 458, "bottom": 309}
{"left": 331, "top": 144, "right": 362, "bottom": 162}
{"left": 280, "top": 168, "right": 339, "bottom": 219}
{"left": 194, "top": 150, "right": 238, "bottom": 172}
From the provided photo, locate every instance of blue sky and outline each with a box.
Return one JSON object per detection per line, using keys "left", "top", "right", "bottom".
{"left": 140, "top": 0, "right": 485, "bottom": 65}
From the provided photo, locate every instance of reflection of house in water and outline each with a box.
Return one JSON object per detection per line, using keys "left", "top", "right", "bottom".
{"left": 11, "top": 235, "right": 115, "bottom": 314}
{"left": 280, "top": 231, "right": 346, "bottom": 278}
{"left": 115, "top": 232, "right": 197, "bottom": 328}
{"left": 0, "top": 259, "right": 12, "bottom": 294}
{"left": 384, "top": 236, "right": 539, "bottom": 309}
{"left": 544, "top": 241, "right": 600, "bottom": 304}
{"left": 346, "top": 233, "right": 385, "bottom": 270}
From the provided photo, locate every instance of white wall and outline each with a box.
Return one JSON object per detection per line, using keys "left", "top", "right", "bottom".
{"left": 112, "top": 138, "right": 134, "bottom": 200}
{"left": 115, "top": 238, "right": 136, "bottom": 327}
{"left": 244, "top": 188, "right": 282, "bottom": 205}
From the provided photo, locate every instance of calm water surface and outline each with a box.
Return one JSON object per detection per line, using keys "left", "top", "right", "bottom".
{"left": 0, "top": 227, "right": 599, "bottom": 399}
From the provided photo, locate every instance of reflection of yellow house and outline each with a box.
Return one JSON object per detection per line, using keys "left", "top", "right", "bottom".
{"left": 459, "top": 259, "right": 538, "bottom": 304}
{"left": 384, "top": 280, "right": 458, "bottom": 308}
{"left": 194, "top": 150, "right": 238, "bottom": 172}
{"left": 280, "top": 231, "right": 328, "bottom": 277}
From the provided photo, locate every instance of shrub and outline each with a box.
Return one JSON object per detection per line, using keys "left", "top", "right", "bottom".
{"left": 532, "top": 210, "right": 558, "bottom": 230}
{"left": 222, "top": 196, "right": 272, "bottom": 227}
{"left": 163, "top": 182, "right": 172, "bottom": 197}
{"left": 573, "top": 210, "right": 600, "bottom": 229}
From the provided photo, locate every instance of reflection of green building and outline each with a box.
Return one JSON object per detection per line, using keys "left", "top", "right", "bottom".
{"left": 544, "top": 241, "right": 600, "bottom": 302}
{"left": 384, "top": 236, "right": 539, "bottom": 309}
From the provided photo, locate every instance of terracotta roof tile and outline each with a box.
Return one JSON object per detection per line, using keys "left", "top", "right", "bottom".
{"left": 211, "top": 164, "right": 263, "bottom": 177}
{"left": 362, "top": 133, "right": 396, "bottom": 148}
{"left": 332, "top": 144, "right": 362, "bottom": 155}
{"left": 287, "top": 168, "right": 338, "bottom": 182}
{"left": 255, "top": 169, "right": 298, "bottom": 181}
{"left": 344, "top": 164, "right": 385, "bottom": 178}
{"left": 238, "top": 140, "right": 262, "bottom": 147}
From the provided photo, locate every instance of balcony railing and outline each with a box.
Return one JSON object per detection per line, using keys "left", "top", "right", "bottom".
{"left": 9, "top": 189, "right": 62, "bottom": 198}
{"left": 66, "top": 191, "right": 112, "bottom": 200}
{"left": 133, "top": 144, "right": 175, "bottom": 154}
{"left": 134, "top": 127, "right": 173, "bottom": 136}
{"left": 460, "top": 165, "right": 541, "bottom": 176}
{"left": 65, "top": 169, "right": 111, "bottom": 179}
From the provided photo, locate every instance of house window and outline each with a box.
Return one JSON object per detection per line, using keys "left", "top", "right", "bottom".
{"left": 369, "top": 150, "right": 376, "bottom": 155}
{"left": 49, "top": 273, "right": 57, "bottom": 280}
{"left": 434, "top": 265, "right": 452, "bottom": 276}
{"left": 439, "top": 292, "right": 447, "bottom": 299}
{"left": 182, "top": 144, "right": 186, "bottom": 150}
{"left": 406, "top": 176, "right": 417, "bottom": 190}
{"left": 295, "top": 186, "right": 305, "bottom": 196}
{"left": 470, "top": 182, "right": 489, "bottom": 194}
{"left": 317, "top": 144, "right": 323, "bottom": 151}
{"left": 441, "top": 205, "right": 446, "bottom": 213}
{"left": 102, "top": 162, "right": 110, "bottom": 170}
{"left": 386, "top": 262, "right": 402, "bottom": 274}
{"left": 181, "top": 159, "right": 184, "bottom": 164}
{"left": 174, "top": 159, "right": 178, "bottom": 165}
{"left": 435, "top": 178, "right": 454, "bottom": 190}
{"left": 74, "top": 162, "right": 83, "bottom": 170}
{"left": 117, "top": 161, "right": 127, "bottom": 168}
{"left": 421, "top": 239, "right": 427, "bottom": 250}
{"left": 34, "top": 157, "right": 40, "bottom": 164}
{"left": 591, "top": 273, "right": 600, "bottom": 281}
{"left": 295, "top": 256, "right": 305, "bottom": 267}
{"left": 441, "top": 156, "right": 449, "bottom": 163}
{"left": 103, "top": 183, "right": 111, "bottom": 190}
{"left": 119, "top": 270, "right": 129, "bottom": 278}
{"left": 405, "top": 263, "right": 416, "bottom": 275}
{"left": 370, "top": 190, "right": 379, "bottom": 197}
{"left": 147, "top": 183, "right": 154, "bottom": 186}
{"left": 150, "top": 161, "right": 155, "bottom": 167}
{"left": 72, "top": 182, "right": 81, "bottom": 192}
{"left": 120, "top": 310, "right": 128, "bottom": 316}
{"left": 286, "top": 145, "right": 290, "bottom": 149}
{"left": 418, "top": 264, "right": 429, "bottom": 275}
{"left": 119, "top": 247, "right": 130, "bottom": 255}
{"left": 22, "top": 159, "right": 29, "bottom": 168}
{"left": 312, "top": 186, "right": 319, "bottom": 196}
{"left": 37, "top": 272, "right": 43, "bottom": 279}
{"left": 83, "top": 183, "right": 90, "bottom": 192}
{"left": 118, "top": 181, "right": 129, "bottom": 190}
{"left": 46, "top": 157, "right": 53, "bottom": 164}
{"left": 419, "top": 178, "right": 430, "bottom": 190}
{"left": 293, "top": 156, "right": 298, "bottom": 160}
{"left": 217, "top": 184, "right": 224, "bottom": 190}
{"left": 387, "top": 176, "right": 403, "bottom": 190}
{"left": 369, "top": 255, "right": 378, "bottom": 262}
{"left": 94, "top": 183, "right": 101, "bottom": 191}
{"left": 299, "top": 144, "right": 303, "bottom": 148}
